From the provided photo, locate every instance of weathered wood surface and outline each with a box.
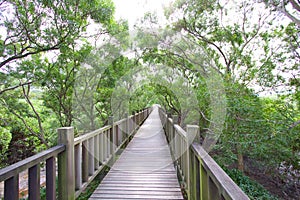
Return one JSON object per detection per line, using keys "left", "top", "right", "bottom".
{"left": 90, "top": 107, "right": 184, "bottom": 200}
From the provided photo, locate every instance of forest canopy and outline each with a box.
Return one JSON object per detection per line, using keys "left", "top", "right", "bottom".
{"left": 0, "top": 0, "right": 299, "bottom": 199}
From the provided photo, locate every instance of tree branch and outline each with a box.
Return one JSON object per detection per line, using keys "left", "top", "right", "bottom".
{"left": 0, "top": 81, "right": 34, "bottom": 95}
{"left": 21, "top": 84, "right": 48, "bottom": 148}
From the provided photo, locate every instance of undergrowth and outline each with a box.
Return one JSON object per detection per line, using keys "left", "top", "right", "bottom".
{"left": 222, "top": 167, "right": 279, "bottom": 200}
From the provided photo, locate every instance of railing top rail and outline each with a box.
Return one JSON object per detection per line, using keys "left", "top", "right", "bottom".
{"left": 115, "top": 117, "right": 127, "bottom": 125}
{"left": 74, "top": 125, "right": 111, "bottom": 145}
{"left": 73, "top": 110, "right": 148, "bottom": 145}
{"left": 191, "top": 143, "right": 249, "bottom": 199}
{"left": 174, "top": 124, "right": 187, "bottom": 138}
{"left": 0, "top": 145, "right": 65, "bottom": 182}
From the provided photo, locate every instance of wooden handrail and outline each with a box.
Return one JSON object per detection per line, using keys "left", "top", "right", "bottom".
{"left": 0, "top": 145, "right": 65, "bottom": 200}
{"left": 191, "top": 143, "right": 249, "bottom": 200}
{"left": 158, "top": 108, "right": 249, "bottom": 200}
{"left": 0, "top": 145, "right": 65, "bottom": 181}
{"left": 0, "top": 107, "right": 152, "bottom": 200}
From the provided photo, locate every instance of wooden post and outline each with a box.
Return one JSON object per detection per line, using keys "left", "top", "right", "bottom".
{"left": 57, "top": 127, "right": 75, "bottom": 200}
{"left": 186, "top": 125, "right": 199, "bottom": 200}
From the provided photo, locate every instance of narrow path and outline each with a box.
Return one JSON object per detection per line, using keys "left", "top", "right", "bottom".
{"left": 89, "top": 107, "right": 184, "bottom": 200}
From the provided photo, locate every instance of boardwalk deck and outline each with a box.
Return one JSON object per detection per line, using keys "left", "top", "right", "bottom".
{"left": 89, "top": 107, "right": 184, "bottom": 200}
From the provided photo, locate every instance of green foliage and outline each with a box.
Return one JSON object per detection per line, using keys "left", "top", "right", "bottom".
{"left": 0, "top": 126, "right": 11, "bottom": 167}
{"left": 260, "top": 97, "right": 300, "bottom": 171}
{"left": 0, "top": 0, "right": 129, "bottom": 164}
{"left": 0, "top": 1, "right": 298, "bottom": 200}
{"left": 223, "top": 167, "right": 278, "bottom": 200}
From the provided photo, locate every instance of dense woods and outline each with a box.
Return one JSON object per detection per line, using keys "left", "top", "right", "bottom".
{"left": 0, "top": 0, "right": 299, "bottom": 199}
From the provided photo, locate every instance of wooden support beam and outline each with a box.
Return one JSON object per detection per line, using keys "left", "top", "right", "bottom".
{"left": 58, "top": 127, "right": 75, "bottom": 200}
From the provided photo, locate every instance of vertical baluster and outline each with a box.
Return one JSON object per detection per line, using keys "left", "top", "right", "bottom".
{"left": 108, "top": 116, "right": 114, "bottom": 159}
{"left": 132, "top": 111, "right": 135, "bottom": 125}
{"left": 172, "top": 115, "right": 178, "bottom": 159}
{"left": 29, "top": 164, "right": 40, "bottom": 200}
{"left": 168, "top": 117, "right": 171, "bottom": 141}
{"left": 124, "top": 113, "right": 129, "bottom": 142}
{"left": 82, "top": 140, "right": 88, "bottom": 182}
{"left": 115, "top": 124, "right": 119, "bottom": 149}
{"left": 99, "top": 133, "right": 103, "bottom": 165}
{"left": 186, "top": 125, "right": 198, "bottom": 199}
{"left": 182, "top": 138, "right": 184, "bottom": 176}
{"left": 94, "top": 135, "right": 99, "bottom": 170}
{"left": 103, "top": 130, "right": 107, "bottom": 161}
{"left": 196, "top": 158, "right": 201, "bottom": 200}
{"left": 75, "top": 143, "right": 82, "bottom": 190}
{"left": 4, "top": 175, "right": 19, "bottom": 200}
{"left": 140, "top": 110, "right": 143, "bottom": 123}
{"left": 200, "top": 163, "right": 208, "bottom": 200}
{"left": 88, "top": 137, "right": 94, "bottom": 176}
{"left": 46, "top": 157, "right": 55, "bottom": 200}
{"left": 119, "top": 122, "right": 123, "bottom": 145}
{"left": 181, "top": 137, "right": 186, "bottom": 180}
{"left": 189, "top": 152, "right": 195, "bottom": 200}
{"left": 107, "top": 130, "right": 110, "bottom": 159}
{"left": 209, "top": 176, "right": 220, "bottom": 199}
{"left": 180, "top": 136, "right": 183, "bottom": 174}
{"left": 129, "top": 116, "right": 133, "bottom": 134}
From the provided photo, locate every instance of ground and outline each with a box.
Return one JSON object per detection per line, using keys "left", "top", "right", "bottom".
{"left": 245, "top": 157, "right": 300, "bottom": 200}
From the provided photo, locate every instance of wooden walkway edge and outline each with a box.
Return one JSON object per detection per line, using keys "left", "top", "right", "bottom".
{"left": 89, "top": 106, "right": 184, "bottom": 200}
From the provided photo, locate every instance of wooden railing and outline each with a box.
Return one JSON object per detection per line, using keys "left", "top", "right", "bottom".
{"left": 0, "top": 108, "right": 151, "bottom": 200}
{"left": 158, "top": 108, "right": 249, "bottom": 200}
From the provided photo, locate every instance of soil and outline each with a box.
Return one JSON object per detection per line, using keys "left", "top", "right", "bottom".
{"left": 244, "top": 157, "right": 300, "bottom": 200}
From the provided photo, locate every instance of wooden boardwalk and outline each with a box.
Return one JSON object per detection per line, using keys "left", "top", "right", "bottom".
{"left": 89, "top": 107, "right": 184, "bottom": 200}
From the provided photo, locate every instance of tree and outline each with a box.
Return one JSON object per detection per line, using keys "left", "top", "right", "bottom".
{"left": 262, "top": 0, "right": 300, "bottom": 26}
{"left": 0, "top": 0, "right": 119, "bottom": 160}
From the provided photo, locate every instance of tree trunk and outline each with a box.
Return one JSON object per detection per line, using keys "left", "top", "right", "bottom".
{"left": 236, "top": 143, "right": 244, "bottom": 173}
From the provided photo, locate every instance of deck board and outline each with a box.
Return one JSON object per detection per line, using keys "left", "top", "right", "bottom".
{"left": 89, "top": 107, "right": 184, "bottom": 200}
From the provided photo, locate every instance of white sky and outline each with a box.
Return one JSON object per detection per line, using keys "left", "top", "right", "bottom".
{"left": 113, "top": 0, "right": 174, "bottom": 28}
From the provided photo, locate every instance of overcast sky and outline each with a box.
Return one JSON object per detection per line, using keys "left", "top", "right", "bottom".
{"left": 112, "top": 0, "right": 173, "bottom": 28}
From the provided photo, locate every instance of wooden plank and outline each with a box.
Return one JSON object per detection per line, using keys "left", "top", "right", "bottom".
{"left": 90, "top": 194, "right": 183, "bottom": 199}
{"left": 101, "top": 177, "right": 179, "bottom": 181}
{"left": 95, "top": 186, "right": 181, "bottom": 192}
{"left": 93, "top": 190, "right": 183, "bottom": 195}
{"left": 98, "top": 183, "right": 181, "bottom": 188}
{"left": 89, "top": 107, "right": 183, "bottom": 200}
{"left": 102, "top": 178, "right": 179, "bottom": 182}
